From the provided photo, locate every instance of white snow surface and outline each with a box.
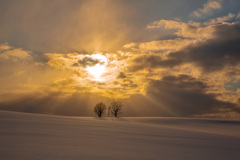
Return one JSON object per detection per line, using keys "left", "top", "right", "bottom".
{"left": 0, "top": 111, "right": 240, "bottom": 160}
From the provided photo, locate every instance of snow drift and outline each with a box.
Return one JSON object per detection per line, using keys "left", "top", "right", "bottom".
{"left": 0, "top": 111, "right": 240, "bottom": 160}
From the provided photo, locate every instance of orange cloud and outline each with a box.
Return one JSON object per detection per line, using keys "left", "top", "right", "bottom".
{"left": 0, "top": 43, "right": 10, "bottom": 51}
{"left": 0, "top": 44, "right": 31, "bottom": 61}
{"left": 147, "top": 19, "right": 185, "bottom": 29}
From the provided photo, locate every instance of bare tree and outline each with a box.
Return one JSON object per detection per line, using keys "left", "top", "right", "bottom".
{"left": 94, "top": 102, "right": 106, "bottom": 117}
{"left": 108, "top": 106, "right": 111, "bottom": 117}
{"left": 110, "top": 101, "right": 123, "bottom": 117}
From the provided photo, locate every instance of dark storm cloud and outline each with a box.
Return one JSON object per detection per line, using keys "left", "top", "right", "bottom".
{"left": 73, "top": 57, "right": 103, "bottom": 67}
{"left": 131, "top": 22, "right": 240, "bottom": 73}
{"left": 117, "top": 72, "right": 127, "bottom": 79}
{"left": 173, "top": 22, "right": 240, "bottom": 72}
{"left": 130, "top": 54, "right": 181, "bottom": 71}
{"left": 124, "top": 74, "right": 239, "bottom": 117}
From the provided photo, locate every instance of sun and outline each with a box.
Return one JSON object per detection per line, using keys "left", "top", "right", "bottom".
{"left": 86, "top": 54, "right": 108, "bottom": 81}
{"left": 86, "top": 64, "right": 106, "bottom": 80}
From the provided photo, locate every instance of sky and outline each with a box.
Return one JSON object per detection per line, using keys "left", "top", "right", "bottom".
{"left": 0, "top": 0, "right": 240, "bottom": 119}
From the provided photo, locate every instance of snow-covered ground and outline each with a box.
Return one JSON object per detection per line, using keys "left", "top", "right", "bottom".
{"left": 0, "top": 111, "right": 240, "bottom": 160}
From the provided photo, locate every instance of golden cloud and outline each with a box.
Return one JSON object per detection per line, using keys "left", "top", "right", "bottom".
{"left": 193, "top": 0, "right": 222, "bottom": 17}
{"left": 0, "top": 45, "right": 31, "bottom": 61}
{"left": 204, "top": 13, "right": 235, "bottom": 25}
{"left": 0, "top": 43, "right": 11, "bottom": 51}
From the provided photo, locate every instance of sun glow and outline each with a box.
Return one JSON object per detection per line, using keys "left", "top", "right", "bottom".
{"left": 86, "top": 54, "right": 108, "bottom": 81}
{"left": 86, "top": 64, "right": 106, "bottom": 80}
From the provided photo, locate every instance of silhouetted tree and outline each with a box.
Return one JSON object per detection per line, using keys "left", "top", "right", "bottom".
{"left": 110, "top": 101, "right": 123, "bottom": 117}
{"left": 94, "top": 102, "right": 106, "bottom": 117}
{"left": 108, "top": 106, "right": 111, "bottom": 117}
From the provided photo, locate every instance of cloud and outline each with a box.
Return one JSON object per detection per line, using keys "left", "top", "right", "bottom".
{"left": 0, "top": 44, "right": 77, "bottom": 103}
{"left": 126, "top": 19, "right": 240, "bottom": 116}
{"left": 129, "top": 18, "right": 228, "bottom": 53}
{"left": 0, "top": 1, "right": 240, "bottom": 119}
{"left": 133, "top": 22, "right": 240, "bottom": 73}
{"left": 0, "top": 91, "right": 110, "bottom": 116}
{"left": 43, "top": 52, "right": 147, "bottom": 99}
{"left": 129, "top": 53, "right": 179, "bottom": 72}
{"left": 147, "top": 19, "right": 185, "bottom": 29}
{"left": 0, "top": 0, "right": 151, "bottom": 53}
{"left": 0, "top": 43, "right": 11, "bottom": 51}
{"left": 168, "top": 22, "right": 240, "bottom": 73}
{"left": 0, "top": 49, "right": 30, "bottom": 60}
{"left": 73, "top": 57, "right": 103, "bottom": 68}
{"left": 138, "top": 38, "right": 193, "bottom": 52}
{"left": 192, "top": 0, "right": 222, "bottom": 18}
{"left": 0, "top": 44, "right": 31, "bottom": 61}
{"left": 1, "top": 75, "right": 238, "bottom": 118}
{"left": 117, "top": 72, "right": 127, "bottom": 79}
{"left": 203, "top": 13, "right": 235, "bottom": 25}
{"left": 123, "top": 42, "right": 137, "bottom": 49}
{"left": 12, "top": 13, "right": 236, "bottom": 118}
{"left": 237, "top": 12, "right": 240, "bottom": 19}
{"left": 146, "top": 19, "right": 215, "bottom": 40}
{"left": 124, "top": 38, "right": 194, "bottom": 53}
{"left": 123, "top": 74, "right": 240, "bottom": 118}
